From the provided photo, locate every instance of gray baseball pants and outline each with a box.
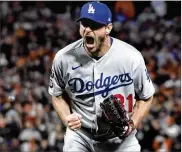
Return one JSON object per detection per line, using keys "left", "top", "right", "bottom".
{"left": 63, "top": 128, "right": 141, "bottom": 152}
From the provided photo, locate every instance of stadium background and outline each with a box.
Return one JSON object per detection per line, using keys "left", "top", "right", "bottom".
{"left": 0, "top": 1, "right": 181, "bottom": 152}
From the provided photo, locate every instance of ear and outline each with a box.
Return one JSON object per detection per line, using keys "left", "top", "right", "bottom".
{"left": 106, "top": 23, "right": 113, "bottom": 35}
{"left": 106, "top": 29, "right": 110, "bottom": 34}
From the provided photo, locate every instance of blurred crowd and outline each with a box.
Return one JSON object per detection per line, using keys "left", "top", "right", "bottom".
{"left": 0, "top": 1, "right": 181, "bottom": 152}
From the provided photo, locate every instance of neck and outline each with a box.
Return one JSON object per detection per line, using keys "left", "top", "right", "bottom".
{"left": 91, "top": 35, "right": 111, "bottom": 58}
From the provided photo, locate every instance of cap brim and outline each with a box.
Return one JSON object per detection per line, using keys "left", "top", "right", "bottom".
{"left": 76, "top": 17, "right": 107, "bottom": 25}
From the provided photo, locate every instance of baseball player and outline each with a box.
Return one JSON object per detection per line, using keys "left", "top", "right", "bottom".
{"left": 48, "top": 2, "right": 155, "bottom": 152}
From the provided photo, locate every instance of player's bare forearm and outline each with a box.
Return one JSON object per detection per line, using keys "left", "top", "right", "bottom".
{"left": 52, "top": 96, "right": 71, "bottom": 126}
{"left": 130, "top": 96, "right": 153, "bottom": 128}
{"left": 52, "top": 96, "right": 82, "bottom": 130}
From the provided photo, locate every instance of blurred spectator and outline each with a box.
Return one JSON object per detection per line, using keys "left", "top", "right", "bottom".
{"left": 114, "top": 1, "right": 135, "bottom": 22}
{"left": 151, "top": 1, "right": 167, "bottom": 18}
{"left": 48, "top": 124, "right": 64, "bottom": 151}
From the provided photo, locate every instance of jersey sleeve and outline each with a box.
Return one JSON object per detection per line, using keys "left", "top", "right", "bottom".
{"left": 48, "top": 55, "right": 65, "bottom": 96}
{"left": 133, "top": 54, "right": 155, "bottom": 100}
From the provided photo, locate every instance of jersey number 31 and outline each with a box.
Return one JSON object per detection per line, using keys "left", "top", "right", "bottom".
{"left": 114, "top": 94, "right": 133, "bottom": 112}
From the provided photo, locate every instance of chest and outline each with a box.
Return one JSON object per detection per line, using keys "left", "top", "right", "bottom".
{"left": 64, "top": 53, "right": 133, "bottom": 97}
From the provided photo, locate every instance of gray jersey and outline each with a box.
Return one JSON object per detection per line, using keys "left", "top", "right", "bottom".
{"left": 48, "top": 37, "right": 155, "bottom": 130}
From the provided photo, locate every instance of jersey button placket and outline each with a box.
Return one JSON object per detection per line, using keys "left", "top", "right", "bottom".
{"left": 93, "top": 64, "right": 101, "bottom": 130}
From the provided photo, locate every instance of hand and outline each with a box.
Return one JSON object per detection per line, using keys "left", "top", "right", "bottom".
{"left": 123, "top": 120, "right": 136, "bottom": 138}
{"left": 66, "top": 113, "right": 82, "bottom": 131}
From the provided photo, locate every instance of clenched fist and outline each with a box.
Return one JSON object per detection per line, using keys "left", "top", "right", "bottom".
{"left": 66, "top": 113, "right": 82, "bottom": 131}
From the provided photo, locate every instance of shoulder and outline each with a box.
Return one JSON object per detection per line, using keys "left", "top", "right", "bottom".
{"left": 112, "top": 37, "right": 143, "bottom": 61}
{"left": 53, "top": 39, "right": 83, "bottom": 62}
{"left": 112, "top": 38, "right": 145, "bottom": 71}
{"left": 112, "top": 38, "right": 142, "bottom": 56}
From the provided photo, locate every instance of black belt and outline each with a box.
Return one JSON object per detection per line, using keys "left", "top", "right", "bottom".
{"left": 81, "top": 126, "right": 116, "bottom": 141}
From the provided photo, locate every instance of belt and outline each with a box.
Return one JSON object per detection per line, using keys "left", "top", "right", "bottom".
{"left": 81, "top": 126, "right": 116, "bottom": 141}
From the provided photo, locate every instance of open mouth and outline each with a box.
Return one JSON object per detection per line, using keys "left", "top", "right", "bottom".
{"left": 85, "top": 36, "right": 94, "bottom": 45}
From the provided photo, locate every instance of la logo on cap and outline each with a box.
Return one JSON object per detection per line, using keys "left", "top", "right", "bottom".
{"left": 88, "top": 4, "right": 95, "bottom": 14}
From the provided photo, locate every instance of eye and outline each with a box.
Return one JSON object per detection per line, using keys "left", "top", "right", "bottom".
{"left": 91, "top": 23, "right": 105, "bottom": 30}
{"left": 81, "top": 19, "right": 105, "bottom": 30}
{"left": 81, "top": 21, "right": 89, "bottom": 28}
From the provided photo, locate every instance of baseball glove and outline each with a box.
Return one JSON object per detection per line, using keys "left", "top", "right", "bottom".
{"left": 100, "top": 95, "right": 135, "bottom": 139}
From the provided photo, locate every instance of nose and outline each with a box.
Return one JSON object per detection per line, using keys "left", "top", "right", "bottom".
{"left": 84, "top": 26, "right": 92, "bottom": 32}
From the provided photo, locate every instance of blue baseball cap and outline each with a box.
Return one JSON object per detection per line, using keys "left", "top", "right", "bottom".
{"left": 77, "top": 2, "right": 112, "bottom": 25}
